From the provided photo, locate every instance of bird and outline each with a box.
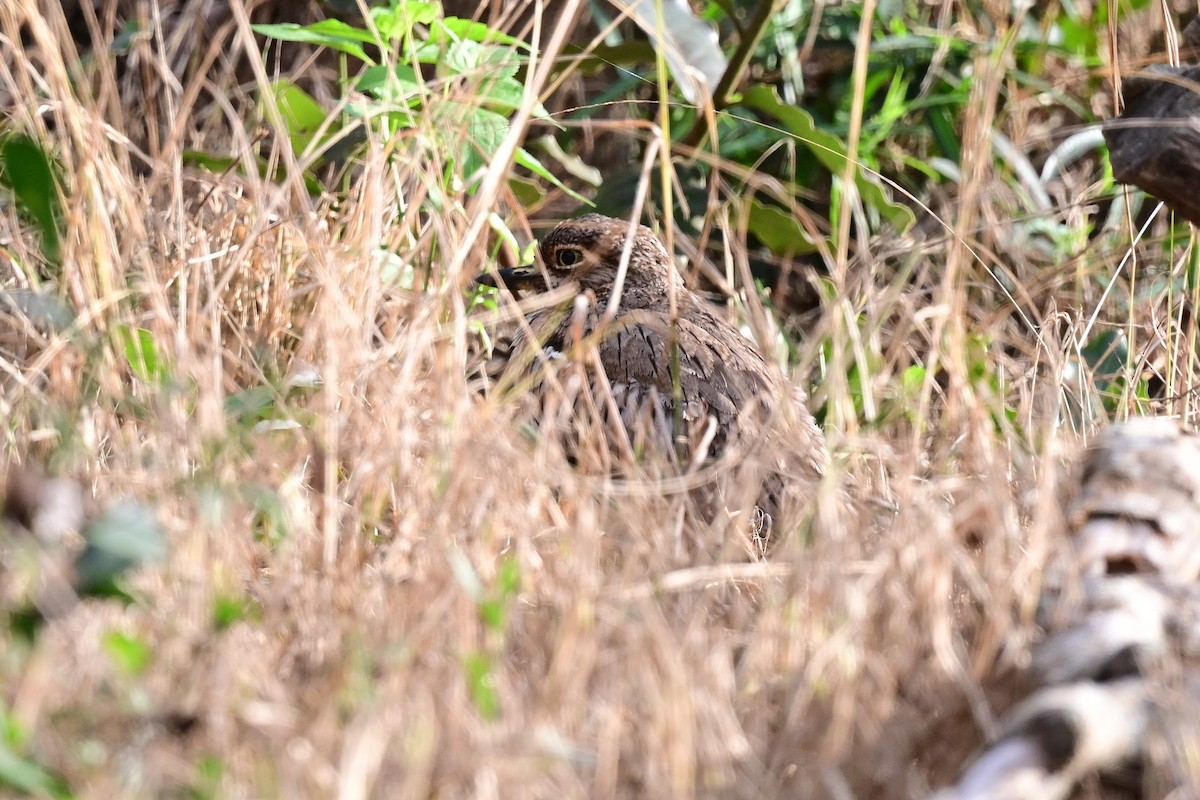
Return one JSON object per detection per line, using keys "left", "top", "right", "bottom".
{"left": 476, "top": 213, "right": 827, "bottom": 556}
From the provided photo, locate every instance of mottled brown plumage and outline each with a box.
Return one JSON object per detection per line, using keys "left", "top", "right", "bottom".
{"left": 480, "top": 213, "right": 826, "bottom": 553}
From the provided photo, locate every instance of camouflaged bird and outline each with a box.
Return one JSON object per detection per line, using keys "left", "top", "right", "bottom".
{"left": 477, "top": 213, "right": 826, "bottom": 555}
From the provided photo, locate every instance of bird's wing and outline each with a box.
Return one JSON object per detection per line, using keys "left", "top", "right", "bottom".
{"left": 590, "top": 308, "right": 778, "bottom": 464}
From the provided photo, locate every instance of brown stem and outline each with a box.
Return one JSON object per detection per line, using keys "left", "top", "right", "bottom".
{"left": 681, "top": 0, "right": 783, "bottom": 150}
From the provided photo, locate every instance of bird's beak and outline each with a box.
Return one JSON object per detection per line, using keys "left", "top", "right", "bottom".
{"left": 475, "top": 266, "right": 549, "bottom": 293}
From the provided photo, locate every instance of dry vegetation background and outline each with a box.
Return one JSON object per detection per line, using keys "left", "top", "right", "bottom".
{"left": 1, "top": 0, "right": 1199, "bottom": 798}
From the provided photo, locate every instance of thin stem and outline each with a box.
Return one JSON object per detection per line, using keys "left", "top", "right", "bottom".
{"left": 681, "top": 0, "right": 783, "bottom": 150}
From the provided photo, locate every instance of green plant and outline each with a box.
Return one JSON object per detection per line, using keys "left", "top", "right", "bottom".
{"left": 0, "top": 706, "right": 72, "bottom": 799}
{"left": 449, "top": 551, "right": 520, "bottom": 721}
{"left": 0, "top": 132, "right": 62, "bottom": 268}
{"left": 252, "top": 1, "right": 578, "bottom": 203}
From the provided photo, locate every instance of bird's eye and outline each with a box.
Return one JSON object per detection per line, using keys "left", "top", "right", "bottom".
{"left": 553, "top": 246, "right": 583, "bottom": 269}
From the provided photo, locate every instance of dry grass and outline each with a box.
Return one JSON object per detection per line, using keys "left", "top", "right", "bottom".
{"left": 1, "top": 1, "right": 1198, "bottom": 798}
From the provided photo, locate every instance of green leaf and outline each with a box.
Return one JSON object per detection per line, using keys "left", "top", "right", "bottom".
{"left": 342, "top": 102, "right": 417, "bottom": 138}
{"left": 102, "top": 630, "right": 152, "bottom": 677}
{"left": 0, "top": 739, "right": 70, "bottom": 799}
{"left": 901, "top": 365, "right": 925, "bottom": 397}
{"left": 117, "top": 325, "right": 170, "bottom": 386}
{"left": 465, "top": 69, "right": 552, "bottom": 121}
{"left": 436, "top": 17, "right": 529, "bottom": 48}
{"left": 110, "top": 18, "right": 141, "bottom": 54}
{"left": 739, "top": 85, "right": 916, "bottom": 234}
{"left": 440, "top": 38, "right": 486, "bottom": 76}
{"left": 473, "top": 76, "right": 530, "bottom": 114}
{"left": 212, "top": 594, "right": 258, "bottom": 629}
{"left": 1081, "top": 329, "right": 1128, "bottom": 391}
{"left": 8, "top": 607, "right": 45, "bottom": 643}
{"left": 242, "top": 484, "right": 290, "bottom": 546}
{"left": 251, "top": 21, "right": 377, "bottom": 64}
{"left": 267, "top": 81, "right": 328, "bottom": 157}
{"left": 225, "top": 384, "right": 278, "bottom": 425}
{"left": 479, "top": 597, "right": 506, "bottom": 630}
{"left": 462, "top": 651, "right": 500, "bottom": 720}
{"left": 457, "top": 106, "right": 510, "bottom": 181}
{"left": 1055, "top": 14, "right": 1099, "bottom": 58}
{"left": 507, "top": 174, "right": 544, "bottom": 207}
{"left": 926, "top": 104, "right": 962, "bottom": 163}
{"left": 180, "top": 150, "right": 239, "bottom": 173}
{"left": 75, "top": 502, "right": 166, "bottom": 597}
{"left": 371, "top": 1, "right": 440, "bottom": 42}
{"left": 355, "top": 63, "right": 422, "bottom": 100}
{"left": 562, "top": 41, "right": 659, "bottom": 77}
{"left": 496, "top": 555, "right": 520, "bottom": 597}
{"left": 0, "top": 133, "right": 62, "bottom": 264}
{"left": 180, "top": 151, "right": 324, "bottom": 195}
{"left": 746, "top": 199, "right": 818, "bottom": 256}
{"left": 513, "top": 147, "right": 589, "bottom": 204}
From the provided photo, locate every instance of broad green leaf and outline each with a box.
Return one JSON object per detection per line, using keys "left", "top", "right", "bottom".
{"left": 740, "top": 85, "right": 916, "bottom": 233}
{"left": 474, "top": 75, "right": 531, "bottom": 114}
{"left": 182, "top": 150, "right": 324, "bottom": 195}
{"left": 746, "top": 199, "right": 818, "bottom": 256}
{"left": 213, "top": 594, "right": 259, "bottom": 629}
{"left": 343, "top": 100, "right": 418, "bottom": 137}
{"left": 225, "top": 384, "right": 277, "bottom": 424}
{"left": 507, "top": 174, "right": 544, "bottom": 207}
{"left": 110, "top": 18, "right": 141, "bottom": 54}
{"left": 102, "top": 630, "right": 152, "bottom": 676}
{"left": 75, "top": 502, "right": 166, "bottom": 597}
{"left": 0, "top": 740, "right": 69, "bottom": 798}
{"left": 441, "top": 38, "right": 485, "bottom": 76}
{"left": 242, "top": 484, "right": 290, "bottom": 546}
{"left": 496, "top": 555, "right": 520, "bottom": 597}
{"left": 563, "top": 41, "right": 659, "bottom": 77}
{"left": 463, "top": 651, "right": 500, "bottom": 719}
{"left": 459, "top": 106, "right": 510, "bottom": 180}
{"left": 1081, "top": 329, "right": 1128, "bottom": 391}
{"left": 901, "top": 365, "right": 926, "bottom": 397}
{"left": 435, "top": 17, "right": 529, "bottom": 48}
{"left": 514, "top": 148, "right": 590, "bottom": 205}
{"left": 480, "top": 597, "right": 506, "bottom": 630}
{"left": 267, "top": 82, "right": 328, "bottom": 157}
{"left": 375, "top": 249, "right": 416, "bottom": 289}
{"left": 468, "top": 73, "right": 552, "bottom": 121}
{"left": 410, "top": 41, "right": 442, "bottom": 64}
{"left": 1055, "top": 14, "right": 1099, "bottom": 58}
{"left": 355, "top": 63, "right": 422, "bottom": 99}
{"left": 371, "top": 1, "right": 440, "bottom": 42}
{"left": 440, "top": 40, "right": 522, "bottom": 83}
{"left": 0, "top": 134, "right": 62, "bottom": 264}
{"left": 181, "top": 150, "right": 238, "bottom": 172}
{"left": 117, "top": 325, "right": 170, "bottom": 386}
{"left": 252, "top": 21, "right": 376, "bottom": 64}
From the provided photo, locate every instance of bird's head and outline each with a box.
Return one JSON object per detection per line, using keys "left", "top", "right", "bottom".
{"left": 478, "top": 214, "right": 682, "bottom": 304}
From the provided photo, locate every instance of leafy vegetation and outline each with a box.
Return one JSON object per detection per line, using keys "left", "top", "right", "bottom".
{"left": 0, "top": 0, "right": 1196, "bottom": 797}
